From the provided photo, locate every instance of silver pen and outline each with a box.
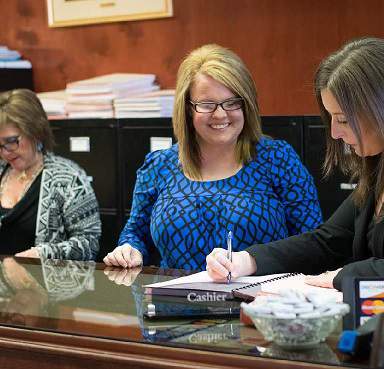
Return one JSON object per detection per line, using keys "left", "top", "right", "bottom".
{"left": 227, "top": 231, "right": 232, "bottom": 284}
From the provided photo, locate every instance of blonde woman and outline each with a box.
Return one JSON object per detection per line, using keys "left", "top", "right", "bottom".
{"left": 104, "top": 44, "right": 322, "bottom": 270}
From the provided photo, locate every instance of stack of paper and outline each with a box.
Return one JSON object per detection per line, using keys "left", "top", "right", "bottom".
{"left": 0, "top": 45, "right": 32, "bottom": 69}
{"left": 114, "top": 89, "right": 174, "bottom": 118}
{"left": 65, "top": 73, "right": 158, "bottom": 119}
{"left": 37, "top": 90, "right": 67, "bottom": 120}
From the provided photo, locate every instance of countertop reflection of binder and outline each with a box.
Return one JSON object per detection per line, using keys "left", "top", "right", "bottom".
{"left": 143, "top": 301, "right": 241, "bottom": 319}
{"left": 144, "top": 271, "right": 339, "bottom": 301}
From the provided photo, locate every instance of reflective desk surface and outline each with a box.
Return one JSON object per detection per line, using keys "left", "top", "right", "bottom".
{"left": 0, "top": 257, "right": 369, "bottom": 369}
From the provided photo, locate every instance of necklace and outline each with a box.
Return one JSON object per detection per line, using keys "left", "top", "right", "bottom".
{"left": 16, "top": 170, "right": 28, "bottom": 181}
{"left": 0, "top": 161, "right": 44, "bottom": 204}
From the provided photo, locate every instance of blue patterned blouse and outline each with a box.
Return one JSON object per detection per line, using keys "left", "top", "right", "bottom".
{"left": 119, "top": 137, "right": 322, "bottom": 270}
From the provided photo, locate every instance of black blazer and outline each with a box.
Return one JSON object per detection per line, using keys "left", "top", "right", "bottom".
{"left": 246, "top": 193, "right": 384, "bottom": 290}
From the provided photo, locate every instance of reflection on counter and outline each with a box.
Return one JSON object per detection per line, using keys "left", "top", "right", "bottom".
{"left": 143, "top": 318, "right": 240, "bottom": 345}
{"left": 261, "top": 342, "right": 340, "bottom": 365}
{"left": 0, "top": 257, "right": 95, "bottom": 327}
{"left": 103, "top": 265, "right": 142, "bottom": 286}
{"left": 0, "top": 260, "right": 367, "bottom": 368}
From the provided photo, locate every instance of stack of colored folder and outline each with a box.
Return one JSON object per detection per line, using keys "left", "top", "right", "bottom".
{"left": 65, "top": 73, "right": 159, "bottom": 119}
{"left": 0, "top": 45, "right": 32, "bottom": 69}
{"left": 114, "top": 89, "right": 175, "bottom": 118}
{"left": 37, "top": 90, "right": 67, "bottom": 120}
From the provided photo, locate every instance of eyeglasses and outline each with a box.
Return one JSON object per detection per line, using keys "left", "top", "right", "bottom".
{"left": 189, "top": 98, "right": 244, "bottom": 113}
{"left": 0, "top": 135, "right": 21, "bottom": 152}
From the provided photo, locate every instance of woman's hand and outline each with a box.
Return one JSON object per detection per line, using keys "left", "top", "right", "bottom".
{"left": 2, "top": 257, "right": 44, "bottom": 291}
{"left": 103, "top": 266, "right": 142, "bottom": 286}
{"left": 206, "top": 249, "right": 257, "bottom": 281}
{"left": 15, "top": 247, "right": 40, "bottom": 258}
{"left": 103, "top": 244, "right": 143, "bottom": 268}
{"left": 304, "top": 268, "right": 341, "bottom": 289}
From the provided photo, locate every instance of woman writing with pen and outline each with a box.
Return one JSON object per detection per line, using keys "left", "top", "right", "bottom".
{"left": 104, "top": 44, "right": 322, "bottom": 270}
{"left": 206, "top": 37, "right": 384, "bottom": 290}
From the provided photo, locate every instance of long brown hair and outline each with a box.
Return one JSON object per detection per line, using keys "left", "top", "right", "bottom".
{"left": 314, "top": 37, "right": 384, "bottom": 207}
{"left": 173, "top": 44, "right": 262, "bottom": 180}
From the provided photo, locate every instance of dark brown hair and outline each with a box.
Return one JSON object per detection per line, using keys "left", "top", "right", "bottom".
{"left": 315, "top": 37, "right": 384, "bottom": 207}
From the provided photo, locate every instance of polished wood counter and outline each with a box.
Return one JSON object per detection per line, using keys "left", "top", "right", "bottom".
{"left": 0, "top": 257, "right": 366, "bottom": 369}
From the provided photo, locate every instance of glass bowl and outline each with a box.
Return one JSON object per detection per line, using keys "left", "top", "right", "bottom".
{"left": 241, "top": 302, "right": 349, "bottom": 349}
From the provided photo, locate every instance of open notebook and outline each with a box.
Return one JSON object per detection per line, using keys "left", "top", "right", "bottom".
{"left": 144, "top": 271, "right": 342, "bottom": 301}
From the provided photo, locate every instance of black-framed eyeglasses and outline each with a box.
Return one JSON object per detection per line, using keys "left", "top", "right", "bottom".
{"left": 189, "top": 98, "right": 244, "bottom": 113}
{"left": 0, "top": 135, "right": 21, "bottom": 152}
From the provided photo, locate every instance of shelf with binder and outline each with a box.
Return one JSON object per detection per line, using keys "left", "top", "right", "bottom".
{"left": 0, "top": 68, "right": 34, "bottom": 92}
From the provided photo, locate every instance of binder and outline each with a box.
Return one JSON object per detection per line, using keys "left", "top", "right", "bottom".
{"left": 143, "top": 271, "right": 326, "bottom": 301}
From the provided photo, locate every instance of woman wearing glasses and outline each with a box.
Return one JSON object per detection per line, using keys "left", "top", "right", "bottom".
{"left": 0, "top": 89, "right": 101, "bottom": 260}
{"left": 104, "top": 44, "right": 322, "bottom": 269}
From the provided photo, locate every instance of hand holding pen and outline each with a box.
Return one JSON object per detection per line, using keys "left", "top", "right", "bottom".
{"left": 206, "top": 243, "right": 257, "bottom": 282}
{"left": 226, "top": 231, "right": 233, "bottom": 284}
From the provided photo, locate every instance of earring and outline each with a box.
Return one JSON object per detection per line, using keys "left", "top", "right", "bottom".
{"left": 36, "top": 141, "right": 43, "bottom": 152}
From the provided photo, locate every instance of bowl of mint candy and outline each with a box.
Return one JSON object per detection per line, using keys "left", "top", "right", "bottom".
{"left": 241, "top": 289, "right": 350, "bottom": 349}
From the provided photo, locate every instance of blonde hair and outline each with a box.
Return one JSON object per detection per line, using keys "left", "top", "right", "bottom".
{"left": 173, "top": 44, "right": 262, "bottom": 179}
{"left": 0, "top": 89, "right": 54, "bottom": 152}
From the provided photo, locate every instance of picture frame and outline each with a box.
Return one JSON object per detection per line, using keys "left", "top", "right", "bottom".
{"left": 47, "top": 0, "right": 173, "bottom": 28}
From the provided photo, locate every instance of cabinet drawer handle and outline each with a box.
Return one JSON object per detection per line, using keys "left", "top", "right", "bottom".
{"left": 340, "top": 183, "right": 357, "bottom": 190}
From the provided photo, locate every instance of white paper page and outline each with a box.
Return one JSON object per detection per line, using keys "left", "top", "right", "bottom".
{"left": 236, "top": 273, "right": 294, "bottom": 284}
{"left": 144, "top": 271, "right": 212, "bottom": 288}
{"left": 257, "top": 273, "right": 342, "bottom": 301}
{"left": 144, "top": 271, "right": 292, "bottom": 289}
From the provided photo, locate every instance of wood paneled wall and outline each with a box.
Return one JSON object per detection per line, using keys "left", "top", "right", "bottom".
{"left": 1, "top": 0, "right": 384, "bottom": 115}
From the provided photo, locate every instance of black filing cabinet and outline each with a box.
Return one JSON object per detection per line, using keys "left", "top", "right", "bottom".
{"left": 0, "top": 68, "right": 34, "bottom": 91}
{"left": 304, "top": 116, "right": 355, "bottom": 220}
{"left": 261, "top": 116, "right": 304, "bottom": 160}
{"left": 119, "top": 118, "right": 174, "bottom": 213}
{"left": 50, "top": 119, "right": 120, "bottom": 261}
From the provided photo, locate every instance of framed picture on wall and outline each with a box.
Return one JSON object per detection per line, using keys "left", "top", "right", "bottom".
{"left": 47, "top": 0, "right": 173, "bottom": 28}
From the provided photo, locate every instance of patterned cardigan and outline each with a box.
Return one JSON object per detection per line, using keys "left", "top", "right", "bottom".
{"left": 0, "top": 153, "right": 101, "bottom": 260}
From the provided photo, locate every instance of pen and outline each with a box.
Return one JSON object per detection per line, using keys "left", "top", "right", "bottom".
{"left": 227, "top": 231, "right": 232, "bottom": 284}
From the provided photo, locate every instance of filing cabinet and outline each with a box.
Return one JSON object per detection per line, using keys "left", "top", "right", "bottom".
{"left": 98, "top": 210, "right": 121, "bottom": 262}
{"left": 261, "top": 116, "right": 304, "bottom": 159}
{"left": 50, "top": 119, "right": 121, "bottom": 261}
{"left": 303, "top": 116, "right": 354, "bottom": 220}
{"left": 50, "top": 119, "right": 119, "bottom": 210}
{"left": 0, "top": 68, "right": 34, "bottom": 92}
{"left": 119, "top": 118, "right": 174, "bottom": 212}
